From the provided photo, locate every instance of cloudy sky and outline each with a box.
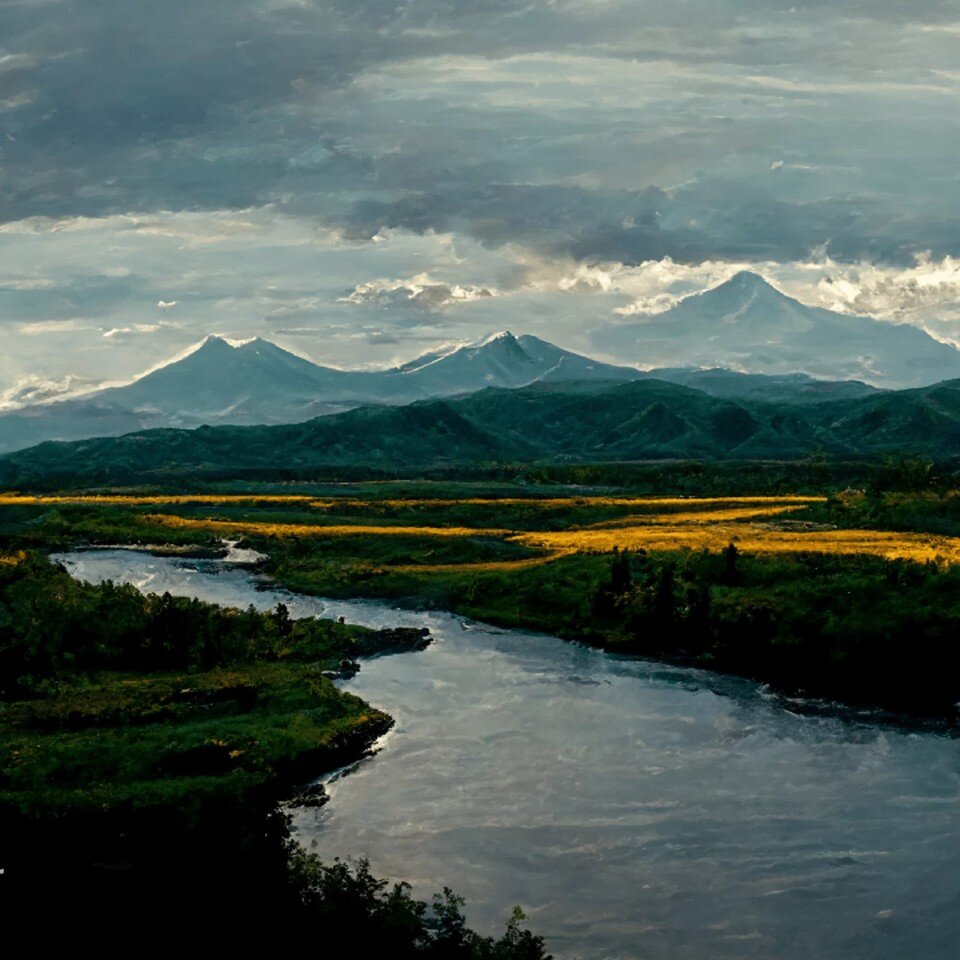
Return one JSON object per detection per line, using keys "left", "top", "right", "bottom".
{"left": 1, "top": 0, "right": 959, "bottom": 402}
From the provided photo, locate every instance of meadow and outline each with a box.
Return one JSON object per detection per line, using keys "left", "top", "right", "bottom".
{"left": 3, "top": 484, "right": 960, "bottom": 718}
{"left": 2, "top": 479, "right": 960, "bottom": 935}
{"left": 7, "top": 489, "right": 960, "bottom": 570}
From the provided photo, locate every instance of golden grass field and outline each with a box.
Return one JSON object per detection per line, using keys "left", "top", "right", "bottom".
{"left": 515, "top": 526, "right": 960, "bottom": 565}
{"left": 146, "top": 514, "right": 513, "bottom": 539}
{"left": 136, "top": 498, "right": 960, "bottom": 570}
{"left": 6, "top": 492, "right": 960, "bottom": 570}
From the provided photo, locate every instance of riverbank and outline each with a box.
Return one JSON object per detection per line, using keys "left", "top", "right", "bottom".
{"left": 0, "top": 553, "right": 396, "bottom": 918}
{"left": 52, "top": 548, "right": 960, "bottom": 960}
{"left": 260, "top": 544, "right": 960, "bottom": 723}
{"left": 8, "top": 483, "right": 960, "bottom": 719}
{"left": 1, "top": 551, "right": 551, "bottom": 954}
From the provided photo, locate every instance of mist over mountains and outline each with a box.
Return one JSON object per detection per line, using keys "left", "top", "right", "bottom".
{"left": 594, "top": 272, "right": 960, "bottom": 389}
{"left": 0, "top": 331, "right": 638, "bottom": 453}
{"left": 1, "top": 272, "right": 958, "bottom": 455}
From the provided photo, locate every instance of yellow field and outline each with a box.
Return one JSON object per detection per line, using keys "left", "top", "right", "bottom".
{"left": 124, "top": 497, "right": 960, "bottom": 570}
{"left": 5, "top": 490, "right": 957, "bottom": 569}
{"left": 306, "top": 495, "right": 825, "bottom": 511}
{"left": 146, "top": 502, "right": 813, "bottom": 541}
{"left": 582, "top": 504, "right": 810, "bottom": 527}
{"left": 515, "top": 525, "right": 960, "bottom": 566}
{"left": 145, "top": 514, "right": 511, "bottom": 538}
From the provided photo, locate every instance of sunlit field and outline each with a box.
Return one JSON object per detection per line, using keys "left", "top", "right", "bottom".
{"left": 12, "top": 491, "right": 957, "bottom": 570}
{"left": 517, "top": 525, "right": 960, "bottom": 566}
{"left": 147, "top": 515, "right": 513, "bottom": 539}
{"left": 6, "top": 485, "right": 960, "bottom": 720}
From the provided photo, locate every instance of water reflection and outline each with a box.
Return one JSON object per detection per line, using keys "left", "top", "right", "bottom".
{"left": 57, "top": 549, "right": 960, "bottom": 960}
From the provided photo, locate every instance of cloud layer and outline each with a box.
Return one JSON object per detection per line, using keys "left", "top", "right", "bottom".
{"left": 1, "top": 1, "right": 958, "bottom": 384}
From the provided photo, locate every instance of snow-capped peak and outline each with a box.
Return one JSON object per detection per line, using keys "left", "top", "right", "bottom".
{"left": 474, "top": 330, "right": 518, "bottom": 347}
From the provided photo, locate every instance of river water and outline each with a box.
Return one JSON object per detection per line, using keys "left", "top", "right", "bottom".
{"left": 56, "top": 549, "right": 960, "bottom": 960}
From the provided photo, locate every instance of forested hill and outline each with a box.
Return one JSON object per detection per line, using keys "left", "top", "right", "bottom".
{"left": 3, "top": 376, "right": 960, "bottom": 486}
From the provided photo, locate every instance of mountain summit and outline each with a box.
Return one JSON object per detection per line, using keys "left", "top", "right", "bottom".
{"left": 593, "top": 272, "right": 960, "bottom": 388}
{"left": 397, "top": 330, "right": 538, "bottom": 384}
{"left": 395, "top": 331, "right": 637, "bottom": 392}
{"left": 0, "top": 331, "right": 638, "bottom": 453}
{"left": 3, "top": 294, "right": 955, "bottom": 455}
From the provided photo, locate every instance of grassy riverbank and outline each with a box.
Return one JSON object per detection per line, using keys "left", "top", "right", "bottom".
{"left": 3, "top": 477, "right": 960, "bottom": 931}
{"left": 0, "top": 552, "right": 549, "bottom": 952}
{"left": 0, "top": 552, "right": 388, "bottom": 897}
{"left": 3, "top": 484, "right": 960, "bottom": 717}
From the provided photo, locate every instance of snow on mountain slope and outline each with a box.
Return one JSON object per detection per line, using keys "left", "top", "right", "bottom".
{"left": 0, "top": 332, "right": 637, "bottom": 452}
{"left": 5, "top": 287, "right": 954, "bottom": 457}
{"left": 593, "top": 272, "right": 960, "bottom": 388}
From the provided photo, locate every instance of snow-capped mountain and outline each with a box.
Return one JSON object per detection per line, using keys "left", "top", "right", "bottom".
{"left": 395, "top": 331, "right": 546, "bottom": 390}
{"left": 3, "top": 288, "right": 956, "bottom": 456}
{"left": 96, "top": 336, "right": 357, "bottom": 422}
{"left": 593, "top": 271, "right": 960, "bottom": 389}
{"left": 0, "top": 332, "right": 637, "bottom": 453}
{"left": 394, "top": 331, "right": 638, "bottom": 393}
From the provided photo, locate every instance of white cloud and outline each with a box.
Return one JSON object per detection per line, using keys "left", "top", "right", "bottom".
{"left": 18, "top": 319, "right": 89, "bottom": 335}
{"left": 339, "top": 273, "right": 495, "bottom": 311}
{"left": 519, "top": 255, "right": 741, "bottom": 315}
{"left": 0, "top": 373, "right": 102, "bottom": 410}
{"left": 0, "top": 208, "right": 342, "bottom": 249}
{"left": 0, "top": 52, "right": 37, "bottom": 73}
{"left": 102, "top": 323, "right": 163, "bottom": 338}
{"left": 806, "top": 254, "right": 960, "bottom": 332}
{"left": 916, "top": 23, "right": 960, "bottom": 35}
{"left": 0, "top": 277, "right": 54, "bottom": 290}
{"left": 0, "top": 92, "right": 35, "bottom": 111}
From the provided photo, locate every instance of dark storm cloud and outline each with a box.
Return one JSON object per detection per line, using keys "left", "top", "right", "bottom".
{"left": 1, "top": 1, "right": 958, "bottom": 264}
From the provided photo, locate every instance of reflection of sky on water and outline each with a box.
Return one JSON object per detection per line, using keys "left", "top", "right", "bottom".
{"left": 60, "top": 549, "right": 960, "bottom": 960}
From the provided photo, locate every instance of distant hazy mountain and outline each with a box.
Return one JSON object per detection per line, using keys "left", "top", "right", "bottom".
{"left": 0, "top": 332, "right": 637, "bottom": 453}
{"left": 0, "top": 337, "right": 361, "bottom": 455}
{"left": 95, "top": 336, "right": 361, "bottom": 422}
{"left": 638, "top": 368, "right": 881, "bottom": 404}
{"left": 593, "top": 272, "right": 960, "bottom": 389}
{"left": 0, "top": 308, "right": 934, "bottom": 455}
{"left": 390, "top": 332, "right": 638, "bottom": 392}
{"left": 8, "top": 376, "right": 960, "bottom": 487}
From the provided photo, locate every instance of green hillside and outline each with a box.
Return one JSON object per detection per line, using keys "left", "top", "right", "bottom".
{"left": 4, "top": 377, "right": 960, "bottom": 486}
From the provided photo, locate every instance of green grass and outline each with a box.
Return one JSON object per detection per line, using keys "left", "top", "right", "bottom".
{"left": 0, "top": 662, "right": 386, "bottom": 816}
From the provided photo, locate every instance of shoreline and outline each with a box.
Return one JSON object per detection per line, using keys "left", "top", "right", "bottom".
{"left": 57, "top": 540, "right": 960, "bottom": 731}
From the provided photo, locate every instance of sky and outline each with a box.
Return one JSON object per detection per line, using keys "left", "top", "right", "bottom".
{"left": 1, "top": 0, "right": 959, "bottom": 403}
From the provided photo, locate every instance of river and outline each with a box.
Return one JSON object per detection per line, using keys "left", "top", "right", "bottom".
{"left": 55, "top": 548, "right": 960, "bottom": 960}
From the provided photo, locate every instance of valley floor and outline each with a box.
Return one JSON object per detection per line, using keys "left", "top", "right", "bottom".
{"left": 2, "top": 478, "right": 959, "bottom": 937}
{"left": 3, "top": 482, "right": 960, "bottom": 715}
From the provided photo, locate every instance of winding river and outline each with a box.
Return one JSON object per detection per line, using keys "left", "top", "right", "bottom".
{"left": 56, "top": 549, "right": 960, "bottom": 960}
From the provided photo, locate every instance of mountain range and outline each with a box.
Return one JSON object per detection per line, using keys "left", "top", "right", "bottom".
{"left": 0, "top": 271, "right": 957, "bottom": 455}
{"left": 5, "top": 374, "right": 960, "bottom": 487}
{"left": 0, "top": 331, "right": 640, "bottom": 454}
